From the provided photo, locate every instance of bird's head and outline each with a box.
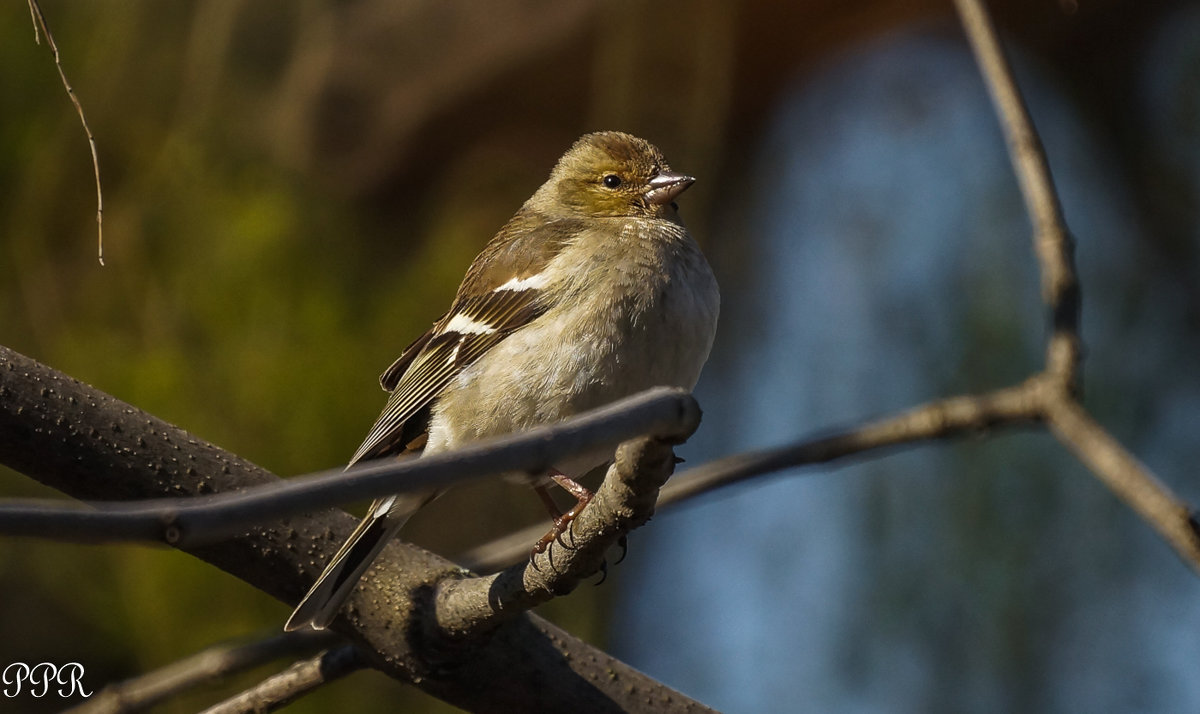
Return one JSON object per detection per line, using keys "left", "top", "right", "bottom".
{"left": 539, "top": 131, "right": 695, "bottom": 220}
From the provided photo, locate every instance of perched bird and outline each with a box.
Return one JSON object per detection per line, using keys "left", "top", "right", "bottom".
{"left": 285, "top": 131, "right": 719, "bottom": 631}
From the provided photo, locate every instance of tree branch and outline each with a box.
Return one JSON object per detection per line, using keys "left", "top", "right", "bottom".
{"left": 953, "top": 0, "right": 1080, "bottom": 384}
{"left": 0, "top": 345, "right": 714, "bottom": 713}
{"left": 953, "top": 0, "right": 1200, "bottom": 569}
{"left": 0, "top": 384, "right": 700, "bottom": 546}
{"left": 69, "top": 631, "right": 339, "bottom": 714}
{"left": 26, "top": 0, "right": 104, "bottom": 265}
{"left": 199, "top": 646, "right": 364, "bottom": 714}
{"left": 1043, "top": 395, "right": 1200, "bottom": 567}
{"left": 439, "top": 437, "right": 678, "bottom": 636}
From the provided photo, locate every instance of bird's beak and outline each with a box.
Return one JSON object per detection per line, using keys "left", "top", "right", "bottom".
{"left": 645, "top": 171, "right": 695, "bottom": 206}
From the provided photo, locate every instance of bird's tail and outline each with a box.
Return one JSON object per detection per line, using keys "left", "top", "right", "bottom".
{"left": 284, "top": 491, "right": 435, "bottom": 631}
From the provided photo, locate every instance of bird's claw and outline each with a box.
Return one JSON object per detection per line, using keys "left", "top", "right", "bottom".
{"left": 530, "top": 491, "right": 592, "bottom": 557}
{"left": 594, "top": 558, "right": 609, "bottom": 585}
{"left": 614, "top": 534, "right": 629, "bottom": 564}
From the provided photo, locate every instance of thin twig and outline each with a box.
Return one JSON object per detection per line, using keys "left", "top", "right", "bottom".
{"left": 1044, "top": 397, "right": 1200, "bottom": 567}
{"left": 27, "top": 0, "right": 105, "bottom": 265}
{"left": 955, "top": 0, "right": 1200, "bottom": 569}
{"left": 199, "top": 646, "right": 364, "bottom": 714}
{"left": 68, "top": 631, "right": 339, "bottom": 714}
{"left": 460, "top": 383, "right": 1039, "bottom": 572}
{"left": 953, "top": 0, "right": 1079, "bottom": 383}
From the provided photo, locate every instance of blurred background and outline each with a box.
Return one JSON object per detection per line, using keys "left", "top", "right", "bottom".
{"left": 2, "top": 0, "right": 1199, "bottom": 712}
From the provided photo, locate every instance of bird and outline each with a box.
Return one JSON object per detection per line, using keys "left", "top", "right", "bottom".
{"left": 284, "top": 131, "right": 719, "bottom": 631}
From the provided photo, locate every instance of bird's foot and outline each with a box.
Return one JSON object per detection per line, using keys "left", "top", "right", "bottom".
{"left": 531, "top": 488, "right": 593, "bottom": 554}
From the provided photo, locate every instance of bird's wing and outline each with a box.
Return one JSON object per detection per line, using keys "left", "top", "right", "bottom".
{"left": 379, "top": 321, "right": 441, "bottom": 392}
{"left": 348, "top": 214, "right": 580, "bottom": 466}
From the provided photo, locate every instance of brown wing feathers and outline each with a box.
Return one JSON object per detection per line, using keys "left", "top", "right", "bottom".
{"left": 347, "top": 214, "right": 567, "bottom": 467}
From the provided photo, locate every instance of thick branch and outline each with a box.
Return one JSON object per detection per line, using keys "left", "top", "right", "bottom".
{"left": 0, "top": 345, "right": 713, "bottom": 713}
{"left": 0, "top": 386, "right": 700, "bottom": 546}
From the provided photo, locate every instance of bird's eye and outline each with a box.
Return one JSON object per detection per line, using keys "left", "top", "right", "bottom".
{"left": 602, "top": 174, "right": 622, "bottom": 189}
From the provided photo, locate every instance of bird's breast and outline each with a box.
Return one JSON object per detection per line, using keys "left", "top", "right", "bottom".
{"left": 426, "top": 219, "right": 719, "bottom": 468}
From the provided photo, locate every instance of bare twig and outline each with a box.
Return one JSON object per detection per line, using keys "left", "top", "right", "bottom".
{"left": 954, "top": 0, "right": 1200, "bottom": 570}
{"left": 1044, "top": 397, "right": 1200, "bottom": 567}
{"left": 26, "top": 0, "right": 105, "bottom": 265}
{"left": 68, "top": 631, "right": 339, "bottom": 714}
{"left": 0, "top": 386, "right": 699, "bottom": 547}
{"left": 199, "top": 646, "right": 363, "bottom": 714}
{"left": 953, "top": 0, "right": 1080, "bottom": 383}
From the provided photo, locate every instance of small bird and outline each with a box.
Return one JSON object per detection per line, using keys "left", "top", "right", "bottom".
{"left": 285, "top": 131, "right": 719, "bottom": 631}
